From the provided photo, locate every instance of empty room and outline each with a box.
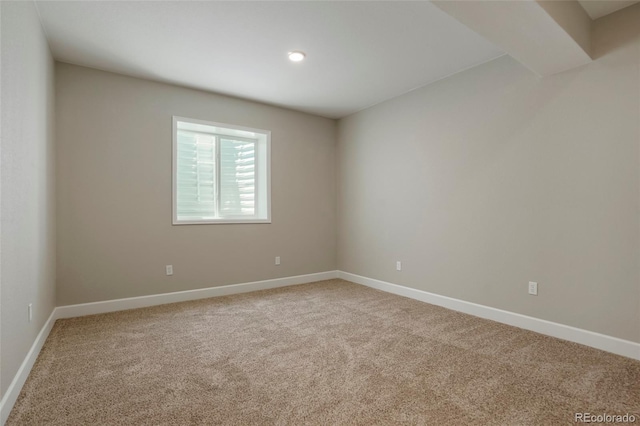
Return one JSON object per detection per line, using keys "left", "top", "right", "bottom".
{"left": 1, "top": 0, "right": 639, "bottom": 424}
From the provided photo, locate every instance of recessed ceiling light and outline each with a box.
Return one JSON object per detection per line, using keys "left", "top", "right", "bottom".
{"left": 288, "top": 51, "right": 306, "bottom": 62}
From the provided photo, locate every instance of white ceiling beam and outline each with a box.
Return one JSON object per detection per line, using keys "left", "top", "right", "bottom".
{"left": 432, "top": 0, "right": 593, "bottom": 77}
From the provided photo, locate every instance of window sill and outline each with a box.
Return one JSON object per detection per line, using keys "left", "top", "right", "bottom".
{"left": 172, "top": 219, "right": 271, "bottom": 225}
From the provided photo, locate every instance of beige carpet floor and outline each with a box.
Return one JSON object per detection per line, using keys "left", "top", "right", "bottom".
{"left": 7, "top": 279, "right": 640, "bottom": 425}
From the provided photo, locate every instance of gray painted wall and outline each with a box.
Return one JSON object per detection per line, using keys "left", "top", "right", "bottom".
{"left": 55, "top": 63, "right": 337, "bottom": 305}
{"left": 1, "top": 1, "right": 57, "bottom": 397}
{"left": 337, "top": 5, "right": 640, "bottom": 343}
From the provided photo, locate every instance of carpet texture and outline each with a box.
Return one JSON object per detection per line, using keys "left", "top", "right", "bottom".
{"left": 7, "top": 279, "right": 640, "bottom": 425}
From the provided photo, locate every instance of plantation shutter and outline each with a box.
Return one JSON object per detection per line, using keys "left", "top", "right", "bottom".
{"left": 176, "top": 130, "right": 257, "bottom": 220}
{"left": 220, "top": 138, "right": 256, "bottom": 216}
{"left": 176, "top": 130, "right": 216, "bottom": 220}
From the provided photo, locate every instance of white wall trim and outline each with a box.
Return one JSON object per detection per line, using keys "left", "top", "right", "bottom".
{"left": 56, "top": 271, "right": 338, "bottom": 319}
{"left": 338, "top": 271, "right": 640, "bottom": 361}
{"left": 0, "top": 309, "right": 57, "bottom": 425}
{"left": 3, "top": 269, "right": 637, "bottom": 425}
{"left": 0, "top": 270, "right": 338, "bottom": 424}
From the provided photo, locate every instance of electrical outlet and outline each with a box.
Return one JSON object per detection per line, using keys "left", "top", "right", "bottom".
{"left": 396, "top": 261, "right": 402, "bottom": 271}
{"left": 166, "top": 265, "right": 173, "bottom": 276}
{"left": 28, "top": 303, "right": 33, "bottom": 322}
{"left": 275, "top": 256, "right": 281, "bottom": 265}
{"left": 528, "top": 281, "right": 538, "bottom": 296}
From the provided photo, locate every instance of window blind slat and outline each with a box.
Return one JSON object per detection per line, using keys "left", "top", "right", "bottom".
{"left": 176, "top": 131, "right": 216, "bottom": 218}
{"left": 219, "top": 138, "right": 256, "bottom": 216}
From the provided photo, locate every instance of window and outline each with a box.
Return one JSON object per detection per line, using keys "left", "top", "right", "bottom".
{"left": 172, "top": 117, "right": 270, "bottom": 224}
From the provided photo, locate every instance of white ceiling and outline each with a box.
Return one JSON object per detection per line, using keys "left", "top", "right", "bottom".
{"left": 577, "top": 0, "right": 639, "bottom": 19}
{"left": 35, "top": 1, "right": 504, "bottom": 118}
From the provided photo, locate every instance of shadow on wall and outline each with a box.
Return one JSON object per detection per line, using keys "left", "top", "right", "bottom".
{"left": 591, "top": 3, "right": 640, "bottom": 60}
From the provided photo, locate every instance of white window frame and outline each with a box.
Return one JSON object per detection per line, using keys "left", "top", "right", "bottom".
{"left": 172, "top": 116, "right": 271, "bottom": 225}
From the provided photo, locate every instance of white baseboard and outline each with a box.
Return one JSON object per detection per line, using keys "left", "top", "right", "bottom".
{"left": 55, "top": 271, "right": 338, "bottom": 319}
{"left": 338, "top": 271, "right": 640, "bottom": 361}
{"left": 2, "top": 269, "right": 637, "bottom": 425}
{"left": 0, "top": 270, "right": 338, "bottom": 425}
{"left": 0, "top": 310, "right": 57, "bottom": 425}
